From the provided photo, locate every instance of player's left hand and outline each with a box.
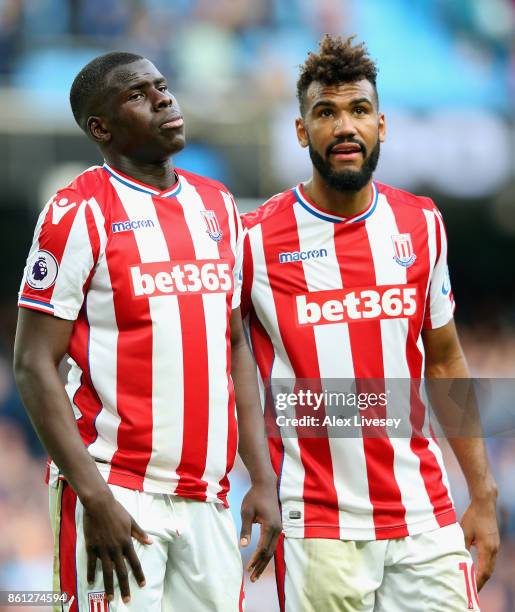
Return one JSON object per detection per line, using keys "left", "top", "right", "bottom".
{"left": 460, "top": 494, "right": 500, "bottom": 591}
{"left": 240, "top": 480, "right": 282, "bottom": 582}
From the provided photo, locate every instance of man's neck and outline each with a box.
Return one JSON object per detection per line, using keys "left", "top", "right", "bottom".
{"left": 303, "top": 171, "right": 374, "bottom": 218}
{"left": 104, "top": 155, "right": 177, "bottom": 191}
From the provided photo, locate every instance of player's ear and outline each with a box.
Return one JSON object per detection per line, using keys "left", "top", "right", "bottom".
{"left": 87, "top": 116, "right": 111, "bottom": 144}
{"left": 378, "top": 112, "right": 386, "bottom": 143}
{"left": 296, "top": 117, "right": 309, "bottom": 148}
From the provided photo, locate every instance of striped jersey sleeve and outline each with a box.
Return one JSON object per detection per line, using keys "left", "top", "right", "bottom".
{"left": 423, "top": 207, "right": 455, "bottom": 329}
{"left": 230, "top": 196, "right": 244, "bottom": 309}
{"left": 18, "top": 188, "right": 105, "bottom": 320}
{"left": 240, "top": 227, "right": 253, "bottom": 319}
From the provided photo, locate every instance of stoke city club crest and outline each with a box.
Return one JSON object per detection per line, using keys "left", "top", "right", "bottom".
{"left": 201, "top": 210, "right": 223, "bottom": 242}
{"left": 391, "top": 233, "right": 417, "bottom": 268}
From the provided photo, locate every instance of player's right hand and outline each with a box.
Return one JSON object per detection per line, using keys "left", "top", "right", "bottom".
{"left": 82, "top": 494, "right": 153, "bottom": 603}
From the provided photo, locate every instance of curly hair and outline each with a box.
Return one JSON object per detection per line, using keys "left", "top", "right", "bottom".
{"left": 297, "top": 35, "right": 378, "bottom": 115}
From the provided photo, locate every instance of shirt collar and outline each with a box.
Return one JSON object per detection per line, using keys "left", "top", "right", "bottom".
{"left": 103, "top": 162, "right": 182, "bottom": 198}
{"left": 292, "top": 181, "right": 378, "bottom": 224}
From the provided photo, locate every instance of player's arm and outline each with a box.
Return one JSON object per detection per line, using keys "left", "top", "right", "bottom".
{"left": 13, "top": 309, "right": 151, "bottom": 603}
{"left": 422, "top": 320, "right": 499, "bottom": 590}
{"left": 230, "top": 306, "right": 282, "bottom": 582}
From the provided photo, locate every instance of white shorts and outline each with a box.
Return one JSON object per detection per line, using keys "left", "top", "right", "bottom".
{"left": 275, "top": 524, "right": 480, "bottom": 612}
{"left": 49, "top": 480, "right": 245, "bottom": 611}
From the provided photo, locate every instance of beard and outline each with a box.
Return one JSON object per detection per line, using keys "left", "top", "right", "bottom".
{"left": 308, "top": 136, "right": 381, "bottom": 192}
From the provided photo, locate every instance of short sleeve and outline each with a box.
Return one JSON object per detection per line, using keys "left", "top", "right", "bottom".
{"left": 240, "top": 222, "right": 254, "bottom": 319}
{"left": 18, "top": 190, "right": 104, "bottom": 320}
{"left": 231, "top": 207, "right": 244, "bottom": 310}
{"left": 423, "top": 210, "right": 456, "bottom": 329}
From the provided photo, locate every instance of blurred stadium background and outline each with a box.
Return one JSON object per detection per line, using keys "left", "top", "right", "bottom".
{"left": 0, "top": 0, "right": 514, "bottom": 610}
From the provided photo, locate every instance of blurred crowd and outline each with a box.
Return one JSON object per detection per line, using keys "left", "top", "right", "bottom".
{"left": 1, "top": 0, "right": 514, "bottom": 200}
{"left": 0, "top": 0, "right": 514, "bottom": 109}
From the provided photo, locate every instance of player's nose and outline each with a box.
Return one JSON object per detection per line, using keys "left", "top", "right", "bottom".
{"left": 333, "top": 113, "right": 357, "bottom": 138}
{"left": 153, "top": 89, "right": 173, "bottom": 111}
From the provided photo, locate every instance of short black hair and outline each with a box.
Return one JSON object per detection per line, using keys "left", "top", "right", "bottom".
{"left": 297, "top": 35, "right": 378, "bottom": 115}
{"left": 69, "top": 51, "right": 144, "bottom": 131}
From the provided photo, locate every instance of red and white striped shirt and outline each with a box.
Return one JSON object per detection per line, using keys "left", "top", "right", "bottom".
{"left": 242, "top": 181, "right": 457, "bottom": 539}
{"left": 19, "top": 163, "right": 244, "bottom": 505}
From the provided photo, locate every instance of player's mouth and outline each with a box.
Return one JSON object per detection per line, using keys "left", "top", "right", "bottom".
{"left": 160, "top": 115, "right": 184, "bottom": 130}
{"left": 329, "top": 142, "right": 363, "bottom": 161}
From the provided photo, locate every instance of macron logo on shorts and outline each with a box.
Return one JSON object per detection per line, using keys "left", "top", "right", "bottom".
{"left": 112, "top": 219, "right": 155, "bottom": 233}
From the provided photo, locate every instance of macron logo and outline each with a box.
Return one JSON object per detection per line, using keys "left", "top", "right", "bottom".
{"left": 112, "top": 219, "right": 155, "bottom": 233}
{"left": 52, "top": 197, "right": 77, "bottom": 225}
{"left": 279, "top": 248, "right": 328, "bottom": 264}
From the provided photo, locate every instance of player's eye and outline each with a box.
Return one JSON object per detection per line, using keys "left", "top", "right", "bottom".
{"left": 158, "top": 85, "right": 168, "bottom": 92}
{"left": 129, "top": 92, "right": 143, "bottom": 101}
{"left": 320, "top": 108, "right": 333, "bottom": 118}
{"left": 354, "top": 107, "right": 367, "bottom": 115}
